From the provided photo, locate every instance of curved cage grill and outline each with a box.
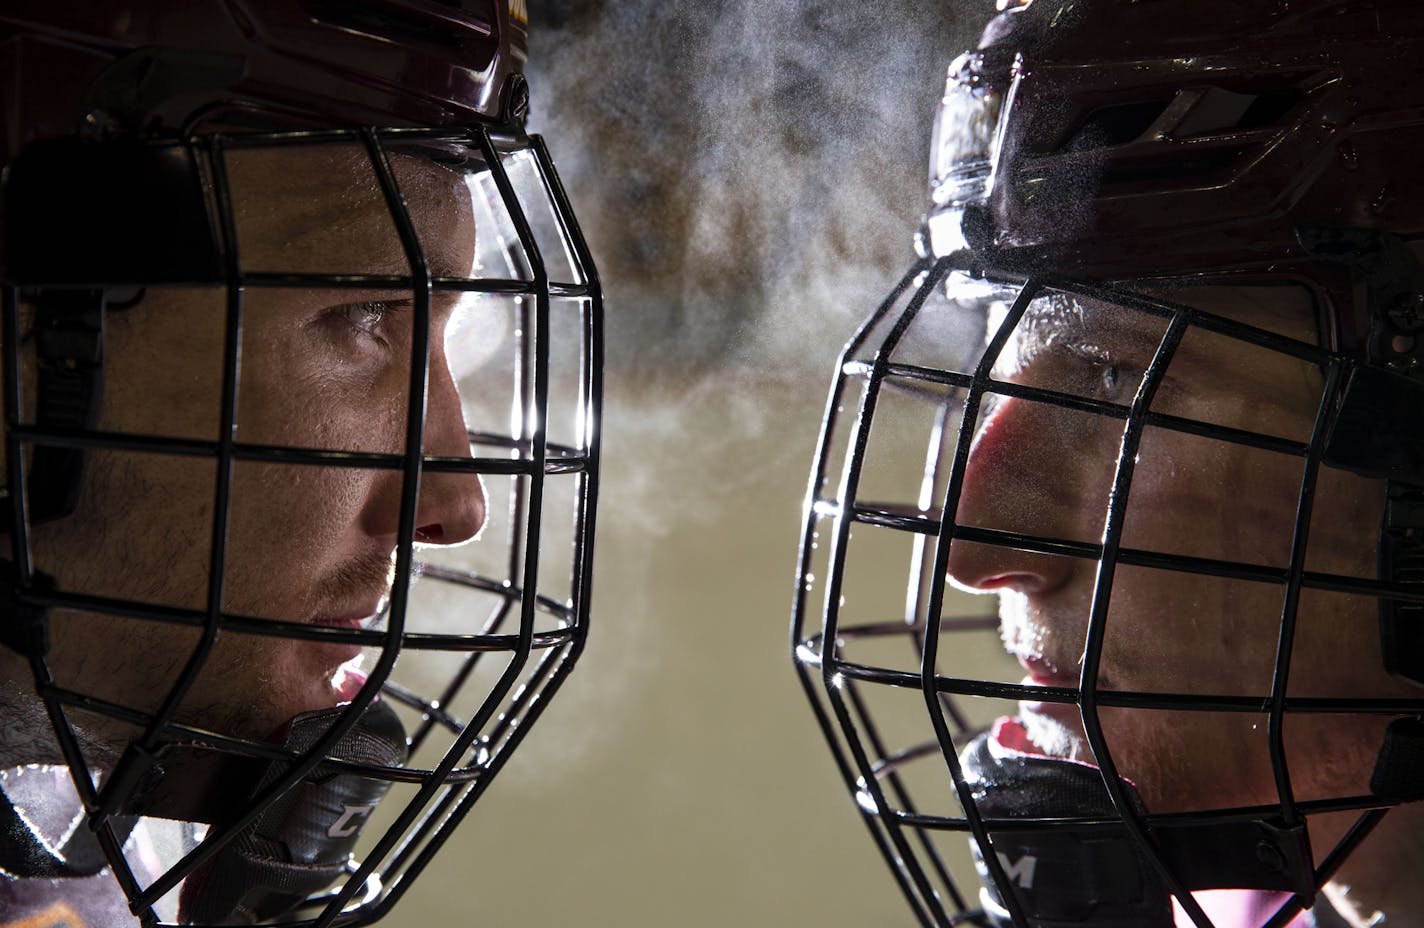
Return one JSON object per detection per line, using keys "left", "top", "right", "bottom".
{"left": 790, "top": 254, "right": 1424, "bottom": 928}
{"left": 3, "top": 124, "right": 601, "bottom": 926}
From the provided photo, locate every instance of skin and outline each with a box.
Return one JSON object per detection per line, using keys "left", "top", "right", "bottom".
{"left": 944, "top": 283, "right": 1424, "bottom": 925}
{"left": 0, "top": 144, "right": 486, "bottom": 771}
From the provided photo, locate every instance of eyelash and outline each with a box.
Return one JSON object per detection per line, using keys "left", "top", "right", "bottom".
{"left": 340, "top": 301, "right": 390, "bottom": 335}
{"left": 1064, "top": 343, "right": 1134, "bottom": 399}
{"left": 324, "top": 300, "right": 405, "bottom": 350}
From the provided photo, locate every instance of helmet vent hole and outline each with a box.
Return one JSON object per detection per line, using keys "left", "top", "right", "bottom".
{"left": 1235, "top": 90, "right": 1302, "bottom": 131}
{"left": 1095, "top": 146, "right": 1245, "bottom": 187}
{"left": 304, "top": 0, "right": 475, "bottom": 49}
{"left": 1056, "top": 86, "right": 1303, "bottom": 155}
{"left": 1058, "top": 99, "right": 1173, "bottom": 152}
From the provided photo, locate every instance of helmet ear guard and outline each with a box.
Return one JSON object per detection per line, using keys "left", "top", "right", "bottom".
{"left": 3, "top": 137, "right": 224, "bottom": 525}
{"left": 1296, "top": 226, "right": 1424, "bottom": 691}
{"left": 175, "top": 700, "right": 409, "bottom": 925}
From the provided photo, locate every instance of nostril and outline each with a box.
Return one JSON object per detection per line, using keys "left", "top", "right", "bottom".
{"left": 414, "top": 524, "right": 443, "bottom": 544}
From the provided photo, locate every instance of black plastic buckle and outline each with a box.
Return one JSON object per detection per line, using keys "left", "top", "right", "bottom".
{"left": 1372, "top": 716, "right": 1424, "bottom": 802}
{"left": 27, "top": 289, "right": 106, "bottom": 523}
{"left": 1380, "top": 483, "right": 1424, "bottom": 686}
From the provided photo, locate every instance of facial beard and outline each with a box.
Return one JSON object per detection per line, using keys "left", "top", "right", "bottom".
{"left": 1018, "top": 705, "right": 1088, "bottom": 763}
{"left": 3, "top": 449, "right": 398, "bottom": 770}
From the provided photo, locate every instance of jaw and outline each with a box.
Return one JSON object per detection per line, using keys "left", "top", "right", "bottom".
{"left": 1016, "top": 703, "right": 1090, "bottom": 763}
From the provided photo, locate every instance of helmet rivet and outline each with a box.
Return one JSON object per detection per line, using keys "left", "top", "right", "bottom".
{"left": 1255, "top": 840, "right": 1286, "bottom": 873}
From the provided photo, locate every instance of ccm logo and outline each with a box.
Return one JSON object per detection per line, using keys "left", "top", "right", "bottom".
{"left": 328, "top": 802, "right": 378, "bottom": 839}
{"left": 996, "top": 851, "right": 1038, "bottom": 890}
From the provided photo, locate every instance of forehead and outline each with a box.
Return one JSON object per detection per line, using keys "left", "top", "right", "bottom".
{"left": 224, "top": 145, "right": 478, "bottom": 280}
{"left": 1013, "top": 282, "right": 1320, "bottom": 344}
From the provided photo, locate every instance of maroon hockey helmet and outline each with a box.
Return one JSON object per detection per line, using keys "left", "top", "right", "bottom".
{"left": 793, "top": 1, "right": 1424, "bottom": 926}
{"left": 0, "top": 2, "right": 601, "bottom": 925}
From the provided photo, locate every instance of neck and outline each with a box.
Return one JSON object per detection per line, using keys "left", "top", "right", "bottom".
{"left": 1321, "top": 802, "right": 1424, "bottom": 928}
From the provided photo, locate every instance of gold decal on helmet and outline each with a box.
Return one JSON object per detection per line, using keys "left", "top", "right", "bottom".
{"left": 509, "top": 0, "right": 528, "bottom": 25}
{"left": 2, "top": 903, "right": 88, "bottom": 928}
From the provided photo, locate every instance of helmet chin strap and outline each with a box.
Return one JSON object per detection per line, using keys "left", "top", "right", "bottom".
{"left": 173, "top": 698, "right": 408, "bottom": 924}
{"left": 961, "top": 719, "right": 1315, "bottom": 928}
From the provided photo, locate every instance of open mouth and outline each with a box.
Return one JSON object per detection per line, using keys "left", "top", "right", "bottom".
{"left": 332, "top": 663, "right": 369, "bottom": 703}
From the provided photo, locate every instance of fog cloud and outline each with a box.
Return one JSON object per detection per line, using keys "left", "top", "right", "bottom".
{"left": 528, "top": 0, "right": 985, "bottom": 379}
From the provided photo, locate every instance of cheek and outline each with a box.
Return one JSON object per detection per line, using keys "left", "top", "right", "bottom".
{"left": 1099, "top": 707, "right": 1276, "bottom": 811}
{"left": 228, "top": 461, "right": 371, "bottom": 535}
{"left": 960, "top": 398, "right": 1120, "bottom": 541}
{"left": 98, "top": 294, "right": 229, "bottom": 442}
{"left": 236, "top": 295, "right": 412, "bottom": 449}
{"left": 239, "top": 354, "right": 411, "bottom": 455}
{"left": 1099, "top": 565, "right": 1283, "bottom": 696}
{"left": 1124, "top": 429, "right": 1305, "bottom": 565}
{"left": 1106, "top": 436, "right": 1309, "bottom": 692}
{"left": 220, "top": 462, "right": 379, "bottom": 614}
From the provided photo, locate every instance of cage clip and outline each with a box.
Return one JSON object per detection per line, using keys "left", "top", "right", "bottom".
{"left": 0, "top": 560, "right": 53, "bottom": 658}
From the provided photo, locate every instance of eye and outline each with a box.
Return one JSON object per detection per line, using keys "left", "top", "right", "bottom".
{"left": 337, "top": 301, "right": 390, "bottom": 337}
{"left": 318, "top": 299, "right": 412, "bottom": 352}
{"left": 1055, "top": 340, "right": 1144, "bottom": 402}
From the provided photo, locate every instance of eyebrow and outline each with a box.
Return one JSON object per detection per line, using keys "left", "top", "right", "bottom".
{"left": 255, "top": 201, "right": 476, "bottom": 280}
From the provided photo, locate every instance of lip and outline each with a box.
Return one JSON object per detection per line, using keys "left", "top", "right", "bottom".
{"left": 312, "top": 597, "right": 387, "bottom": 631}
{"left": 1017, "top": 655, "right": 1078, "bottom": 689}
{"left": 1016, "top": 648, "right": 1121, "bottom": 690}
{"left": 307, "top": 604, "right": 384, "bottom": 668}
{"left": 312, "top": 613, "right": 376, "bottom": 631}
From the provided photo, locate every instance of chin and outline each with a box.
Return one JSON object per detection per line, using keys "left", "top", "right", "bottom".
{"left": 1018, "top": 706, "right": 1089, "bottom": 762}
{"left": 281, "top": 654, "right": 368, "bottom": 721}
{"left": 208, "top": 652, "right": 364, "bottom": 744}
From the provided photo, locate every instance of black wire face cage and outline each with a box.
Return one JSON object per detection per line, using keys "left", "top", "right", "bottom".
{"left": 790, "top": 254, "right": 1424, "bottom": 928}
{"left": 2, "top": 125, "right": 601, "bottom": 926}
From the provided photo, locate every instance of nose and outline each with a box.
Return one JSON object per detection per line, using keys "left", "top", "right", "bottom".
{"left": 412, "top": 350, "right": 485, "bottom": 546}
{"left": 945, "top": 393, "right": 1098, "bottom": 596}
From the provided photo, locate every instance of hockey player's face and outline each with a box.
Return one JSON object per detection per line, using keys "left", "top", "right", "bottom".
{"left": 944, "top": 285, "right": 1414, "bottom": 817}
{"left": 27, "top": 146, "right": 486, "bottom": 753}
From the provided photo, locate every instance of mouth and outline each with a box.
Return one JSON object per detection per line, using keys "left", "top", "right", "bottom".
{"left": 312, "top": 612, "right": 377, "bottom": 631}
{"left": 1011, "top": 653, "right": 1093, "bottom": 761}
{"left": 308, "top": 601, "right": 386, "bottom": 676}
{"left": 1018, "top": 654, "right": 1078, "bottom": 689}
{"left": 331, "top": 663, "right": 369, "bottom": 703}
{"left": 313, "top": 596, "right": 387, "bottom": 632}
